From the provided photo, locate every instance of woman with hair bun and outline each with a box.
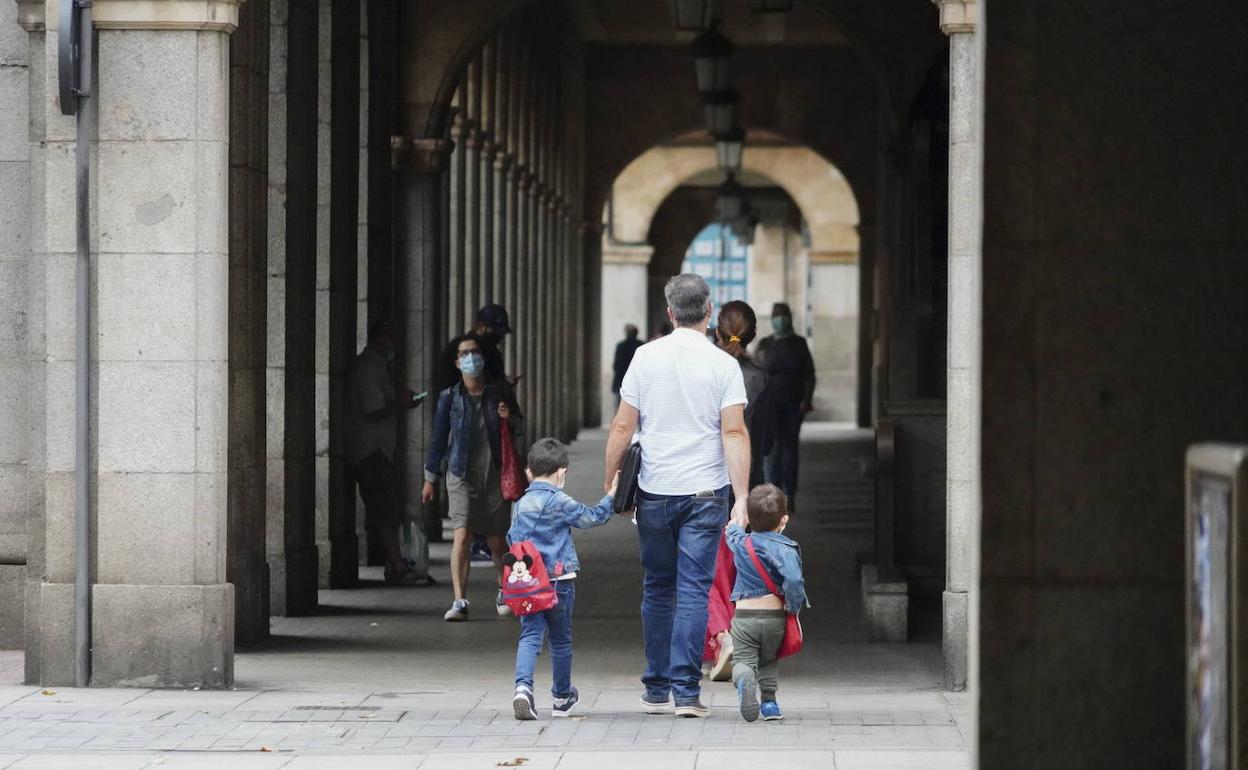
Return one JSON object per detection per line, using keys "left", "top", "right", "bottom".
{"left": 704, "top": 300, "right": 776, "bottom": 681}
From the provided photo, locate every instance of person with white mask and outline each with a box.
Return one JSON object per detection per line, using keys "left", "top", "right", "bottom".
{"left": 422, "top": 333, "right": 525, "bottom": 621}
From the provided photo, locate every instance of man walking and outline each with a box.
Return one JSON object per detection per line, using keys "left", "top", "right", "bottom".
{"left": 605, "top": 274, "right": 751, "bottom": 718}
{"left": 611, "top": 323, "right": 644, "bottom": 408}
{"left": 756, "top": 302, "right": 816, "bottom": 502}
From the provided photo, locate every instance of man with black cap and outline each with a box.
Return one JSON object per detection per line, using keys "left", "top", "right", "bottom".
{"left": 474, "top": 303, "right": 515, "bottom": 385}
{"left": 755, "top": 303, "right": 816, "bottom": 503}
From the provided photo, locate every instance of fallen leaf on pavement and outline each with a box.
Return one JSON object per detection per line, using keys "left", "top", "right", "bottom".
{"left": 40, "top": 690, "right": 55, "bottom": 696}
{"left": 259, "top": 746, "right": 277, "bottom": 752}
{"left": 496, "top": 758, "right": 529, "bottom": 767}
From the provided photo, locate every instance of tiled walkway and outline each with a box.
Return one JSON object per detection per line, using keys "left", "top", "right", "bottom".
{"left": 0, "top": 427, "right": 971, "bottom": 769}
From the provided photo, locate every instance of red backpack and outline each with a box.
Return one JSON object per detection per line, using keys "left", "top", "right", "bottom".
{"left": 501, "top": 541, "right": 558, "bottom": 616}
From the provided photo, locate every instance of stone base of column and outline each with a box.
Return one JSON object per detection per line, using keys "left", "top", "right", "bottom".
{"left": 0, "top": 565, "right": 24, "bottom": 648}
{"left": 861, "top": 563, "right": 909, "bottom": 642}
{"left": 23, "top": 581, "right": 75, "bottom": 686}
{"left": 942, "top": 589, "right": 969, "bottom": 691}
{"left": 91, "top": 584, "right": 234, "bottom": 689}
{"left": 268, "top": 546, "right": 320, "bottom": 617}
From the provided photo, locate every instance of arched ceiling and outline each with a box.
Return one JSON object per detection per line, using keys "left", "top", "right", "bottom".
{"left": 607, "top": 142, "right": 859, "bottom": 257}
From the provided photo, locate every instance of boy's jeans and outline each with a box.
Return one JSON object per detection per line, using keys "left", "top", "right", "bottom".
{"left": 635, "top": 485, "right": 729, "bottom": 704}
{"left": 514, "top": 580, "right": 576, "bottom": 698}
{"left": 730, "top": 609, "right": 787, "bottom": 701}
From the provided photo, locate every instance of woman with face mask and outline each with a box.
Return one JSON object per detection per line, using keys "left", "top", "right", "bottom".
{"left": 422, "top": 333, "right": 526, "bottom": 622}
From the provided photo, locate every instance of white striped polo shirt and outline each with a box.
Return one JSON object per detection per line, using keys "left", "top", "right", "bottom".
{"left": 619, "top": 327, "right": 748, "bottom": 496}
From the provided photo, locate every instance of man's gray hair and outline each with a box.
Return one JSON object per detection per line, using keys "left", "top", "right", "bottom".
{"left": 664, "top": 273, "right": 711, "bottom": 327}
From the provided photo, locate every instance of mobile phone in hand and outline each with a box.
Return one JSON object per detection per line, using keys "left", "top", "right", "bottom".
{"left": 410, "top": 391, "right": 428, "bottom": 405}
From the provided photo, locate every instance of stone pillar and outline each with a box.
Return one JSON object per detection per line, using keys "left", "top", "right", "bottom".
{"left": 477, "top": 44, "right": 494, "bottom": 307}
{"left": 0, "top": 0, "right": 33, "bottom": 650}
{"left": 312, "top": 0, "right": 332, "bottom": 589}
{"left": 21, "top": 0, "right": 77, "bottom": 684}
{"left": 462, "top": 61, "right": 480, "bottom": 331}
{"left": 228, "top": 0, "right": 271, "bottom": 645}
{"left": 503, "top": 162, "right": 520, "bottom": 375}
{"left": 583, "top": 226, "right": 602, "bottom": 428}
{"left": 397, "top": 138, "right": 449, "bottom": 543}
{"left": 935, "top": 0, "right": 979, "bottom": 692}
{"left": 327, "top": 0, "right": 361, "bottom": 591}
{"left": 446, "top": 109, "right": 467, "bottom": 337}
{"left": 599, "top": 245, "right": 652, "bottom": 426}
{"left": 268, "top": 0, "right": 319, "bottom": 617}
{"left": 90, "top": 0, "right": 245, "bottom": 686}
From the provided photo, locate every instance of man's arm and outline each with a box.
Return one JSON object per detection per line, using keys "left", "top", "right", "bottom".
{"left": 604, "top": 401, "right": 639, "bottom": 492}
{"left": 721, "top": 403, "right": 751, "bottom": 525}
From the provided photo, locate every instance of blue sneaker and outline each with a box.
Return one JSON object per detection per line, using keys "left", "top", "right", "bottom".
{"left": 737, "top": 673, "right": 759, "bottom": 722}
{"left": 760, "top": 700, "right": 783, "bottom": 721}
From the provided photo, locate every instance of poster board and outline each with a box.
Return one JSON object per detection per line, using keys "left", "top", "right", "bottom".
{"left": 1187, "top": 445, "right": 1248, "bottom": 770}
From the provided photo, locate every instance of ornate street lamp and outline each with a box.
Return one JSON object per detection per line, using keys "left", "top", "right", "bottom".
{"left": 748, "top": 0, "right": 795, "bottom": 12}
{"left": 691, "top": 24, "right": 733, "bottom": 95}
{"left": 670, "top": 0, "right": 718, "bottom": 31}
{"left": 715, "top": 173, "right": 746, "bottom": 223}
{"left": 732, "top": 214, "right": 757, "bottom": 245}
{"left": 715, "top": 126, "right": 745, "bottom": 173}
{"left": 703, "top": 88, "right": 739, "bottom": 136}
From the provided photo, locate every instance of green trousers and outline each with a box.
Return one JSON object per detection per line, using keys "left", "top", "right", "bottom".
{"left": 730, "top": 609, "right": 787, "bottom": 700}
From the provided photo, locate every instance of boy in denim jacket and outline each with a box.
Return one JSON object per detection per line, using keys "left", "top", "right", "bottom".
{"left": 510, "top": 438, "right": 619, "bottom": 720}
{"left": 725, "top": 484, "right": 807, "bottom": 722}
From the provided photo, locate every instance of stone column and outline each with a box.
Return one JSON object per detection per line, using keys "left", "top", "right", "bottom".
{"left": 0, "top": 0, "right": 33, "bottom": 650}
{"left": 503, "top": 162, "right": 520, "bottom": 375}
{"left": 599, "top": 245, "right": 651, "bottom": 426}
{"left": 477, "top": 43, "right": 494, "bottom": 307}
{"left": 21, "top": 0, "right": 78, "bottom": 684}
{"left": 270, "top": 0, "right": 319, "bottom": 617}
{"left": 397, "top": 138, "right": 449, "bottom": 545}
{"left": 90, "top": 0, "right": 245, "bottom": 686}
{"left": 446, "top": 108, "right": 467, "bottom": 336}
{"left": 327, "top": 0, "right": 361, "bottom": 591}
{"left": 461, "top": 60, "right": 480, "bottom": 330}
{"left": 228, "top": 0, "right": 271, "bottom": 645}
{"left": 312, "top": 0, "right": 331, "bottom": 589}
{"left": 935, "top": 0, "right": 980, "bottom": 692}
{"left": 583, "top": 226, "right": 603, "bottom": 427}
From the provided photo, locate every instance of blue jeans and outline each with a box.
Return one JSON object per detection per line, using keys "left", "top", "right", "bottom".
{"left": 514, "top": 580, "right": 575, "bottom": 698}
{"left": 635, "top": 485, "right": 729, "bottom": 704}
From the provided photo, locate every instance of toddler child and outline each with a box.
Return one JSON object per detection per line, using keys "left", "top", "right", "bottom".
{"left": 509, "top": 438, "right": 618, "bottom": 720}
{"left": 725, "top": 484, "right": 808, "bottom": 722}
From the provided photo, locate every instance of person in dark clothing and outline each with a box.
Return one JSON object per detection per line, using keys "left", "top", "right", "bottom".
{"left": 611, "top": 324, "right": 644, "bottom": 408}
{"left": 756, "top": 302, "right": 816, "bottom": 502}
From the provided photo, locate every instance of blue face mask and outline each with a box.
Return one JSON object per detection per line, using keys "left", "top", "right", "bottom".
{"left": 772, "top": 316, "right": 793, "bottom": 335}
{"left": 459, "top": 352, "right": 485, "bottom": 378}
{"left": 383, "top": 349, "right": 396, "bottom": 364}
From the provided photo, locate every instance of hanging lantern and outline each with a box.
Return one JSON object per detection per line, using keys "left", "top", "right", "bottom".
{"left": 732, "top": 213, "right": 757, "bottom": 245}
{"left": 748, "top": 0, "right": 794, "bottom": 12}
{"left": 670, "top": 0, "right": 717, "bottom": 31}
{"left": 715, "top": 126, "right": 745, "bottom": 172}
{"left": 703, "top": 89, "right": 739, "bottom": 136}
{"left": 715, "top": 173, "right": 746, "bottom": 223}
{"left": 691, "top": 25, "right": 733, "bottom": 95}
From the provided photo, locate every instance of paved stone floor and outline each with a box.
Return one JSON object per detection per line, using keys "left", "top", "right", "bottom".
{"left": 0, "top": 426, "right": 971, "bottom": 768}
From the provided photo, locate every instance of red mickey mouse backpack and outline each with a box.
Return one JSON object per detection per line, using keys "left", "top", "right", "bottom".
{"left": 501, "top": 541, "right": 558, "bottom": 616}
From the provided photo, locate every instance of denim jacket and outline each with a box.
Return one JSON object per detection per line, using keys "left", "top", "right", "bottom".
{"left": 507, "top": 481, "right": 613, "bottom": 578}
{"left": 424, "top": 380, "right": 523, "bottom": 482}
{"left": 725, "top": 523, "right": 808, "bottom": 614}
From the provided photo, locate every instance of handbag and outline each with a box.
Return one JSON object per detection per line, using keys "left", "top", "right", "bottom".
{"left": 612, "top": 442, "right": 642, "bottom": 514}
{"left": 501, "top": 540, "right": 558, "bottom": 616}
{"left": 744, "top": 535, "right": 804, "bottom": 658}
{"left": 499, "top": 419, "right": 528, "bottom": 502}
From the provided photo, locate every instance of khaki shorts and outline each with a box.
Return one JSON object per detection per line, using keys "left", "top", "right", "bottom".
{"left": 446, "top": 471, "right": 510, "bottom": 536}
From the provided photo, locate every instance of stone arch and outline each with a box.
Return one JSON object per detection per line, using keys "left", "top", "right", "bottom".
{"left": 604, "top": 136, "right": 859, "bottom": 261}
